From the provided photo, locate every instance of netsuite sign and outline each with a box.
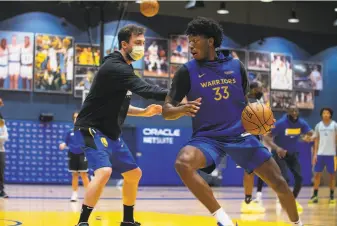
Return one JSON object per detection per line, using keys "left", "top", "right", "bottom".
{"left": 142, "top": 128, "right": 180, "bottom": 144}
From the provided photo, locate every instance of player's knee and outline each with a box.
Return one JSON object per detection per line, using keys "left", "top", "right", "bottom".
{"left": 95, "top": 167, "right": 112, "bottom": 182}
{"left": 175, "top": 159, "right": 194, "bottom": 175}
{"left": 123, "top": 168, "right": 142, "bottom": 183}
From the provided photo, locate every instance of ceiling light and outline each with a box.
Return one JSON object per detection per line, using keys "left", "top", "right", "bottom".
{"left": 217, "top": 2, "right": 229, "bottom": 15}
{"left": 261, "top": 0, "right": 273, "bottom": 2}
{"left": 288, "top": 10, "right": 299, "bottom": 23}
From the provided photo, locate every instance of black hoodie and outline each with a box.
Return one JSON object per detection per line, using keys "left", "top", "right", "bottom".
{"left": 75, "top": 51, "right": 168, "bottom": 140}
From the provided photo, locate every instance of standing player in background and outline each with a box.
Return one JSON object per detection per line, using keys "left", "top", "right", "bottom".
{"left": 241, "top": 81, "right": 266, "bottom": 214}
{"left": 0, "top": 39, "right": 8, "bottom": 89}
{"left": 8, "top": 35, "right": 21, "bottom": 90}
{"left": 20, "top": 36, "right": 33, "bottom": 90}
{"left": 163, "top": 17, "right": 304, "bottom": 226}
{"left": 264, "top": 106, "right": 314, "bottom": 212}
{"left": 74, "top": 24, "right": 168, "bottom": 226}
{"left": 0, "top": 114, "right": 8, "bottom": 198}
{"left": 309, "top": 108, "right": 337, "bottom": 204}
{"left": 59, "top": 112, "right": 90, "bottom": 202}
{"left": 147, "top": 41, "right": 162, "bottom": 75}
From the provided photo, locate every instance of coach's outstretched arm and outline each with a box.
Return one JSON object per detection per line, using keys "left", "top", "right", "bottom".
{"left": 127, "top": 104, "right": 162, "bottom": 117}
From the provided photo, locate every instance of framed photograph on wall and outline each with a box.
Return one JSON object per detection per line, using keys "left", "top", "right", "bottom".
{"left": 270, "top": 52, "right": 293, "bottom": 90}
{"left": 103, "top": 35, "right": 143, "bottom": 69}
{"left": 34, "top": 34, "right": 74, "bottom": 94}
{"left": 226, "top": 48, "right": 247, "bottom": 66}
{"left": 74, "top": 66, "right": 96, "bottom": 98}
{"left": 248, "top": 71, "right": 271, "bottom": 107}
{"left": 75, "top": 43, "right": 100, "bottom": 66}
{"left": 144, "top": 77, "right": 169, "bottom": 89}
{"left": 293, "top": 61, "right": 323, "bottom": 90}
{"left": 169, "top": 64, "right": 181, "bottom": 79}
{"left": 144, "top": 37, "right": 169, "bottom": 77}
{"left": 294, "top": 90, "right": 314, "bottom": 109}
{"left": 270, "top": 90, "right": 294, "bottom": 111}
{"left": 0, "top": 31, "right": 34, "bottom": 91}
{"left": 169, "top": 35, "right": 189, "bottom": 64}
{"left": 248, "top": 51, "right": 271, "bottom": 71}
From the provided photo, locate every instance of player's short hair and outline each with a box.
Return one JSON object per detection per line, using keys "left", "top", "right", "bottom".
{"left": 185, "top": 17, "right": 224, "bottom": 48}
{"left": 249, "top": 81, "right": 261, "bottom": 90}
{"left": 320, "top": 107, "right": 333, "bottom": 117}
{"left": 118, "top": 24, "right": 146, "bottom": 50}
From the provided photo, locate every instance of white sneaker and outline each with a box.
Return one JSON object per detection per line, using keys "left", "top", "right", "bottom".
{"left": 70, "top": 191, "right": 78, "bottom": 202}
{"left": 253, "top": 192, "right": 263, "bottom": 205}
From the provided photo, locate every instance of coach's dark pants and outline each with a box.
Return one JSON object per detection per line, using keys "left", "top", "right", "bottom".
{"left": 272, "top": 151, "right": 303, "bottom": 198}
{"left": 0, "top": 152, "right": 5, "bottom": 192}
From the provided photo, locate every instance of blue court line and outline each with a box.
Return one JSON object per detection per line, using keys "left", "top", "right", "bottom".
{"left": 4, "top": 196, "right": 328, "bottom": 200}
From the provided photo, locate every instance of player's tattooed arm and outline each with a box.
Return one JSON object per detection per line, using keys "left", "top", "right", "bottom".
{"left": 127, "top": 104, "right": 162, "bottom": 117}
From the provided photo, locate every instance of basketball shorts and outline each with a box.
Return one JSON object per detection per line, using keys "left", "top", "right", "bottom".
{"left": 20, "top": 65, "right": 33, "bottom": 79}
{"left": 68, "top": 151, "right": 88, "bottom": 172}
{"left": 74, "top": 127, "right": 138, "bottom": 173}
{"left": 186, "top": 134, "right": 271, "bottom": 174}
{"left": 0, "top": 66, "right": 8, "bottom": 79}
{"left": 8, "top": 62, "right": 20, "bottom": 75}
{"left": 314, "top": 155, "right": 336, "bottom": 174}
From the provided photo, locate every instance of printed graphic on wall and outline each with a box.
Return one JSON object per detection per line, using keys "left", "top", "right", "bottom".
{"left": 75, "top": 43, "right": 100, "bottom": 66}
{"left": 74, "top": 66, "right": 96, "bottom": 98}
{"left": 34, "top": 34, "right": 74, "bottom": 94}
{"left": 271, "top": 53, "right": 293, "bottom": 90}
{"left": 0, "top": 31, "right": 34, "bottom": 91}
{"left": 144, "top": 77, "right": 169, "bottom": 89}
{"left": 248, "top": 71, "right": 270, "bottom": 107}
{"left": 294, "top": 90, "right": 314, "bottom": 109}
{"left": 293, "top": 61, "right": 323, "bottom": 90}
{"left": 270, "top": 90, "right": 294, "bottom": 111}
{"left": 144, "top": 38, "right": 169, "bottom": 77}
{"left": 104, "top": 35, "right": 143, "bottom": 69}
{"left": 169, "top": 35, "right": 189, "bottom": 64}
{"left": 248, "top": 51, "right": 271, "bottom": 71}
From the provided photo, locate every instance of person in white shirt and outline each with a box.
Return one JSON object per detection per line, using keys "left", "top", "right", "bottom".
{"left": 0, "top": 115, "right": 8, "bottom": 198}
{"left": 310, "top": 65, "right": 322, "bottom": 90}
{"left": 0, "top": 39, "right": 8, "bottom": 89}
{"left": 20, "top": 36, "right": 33, "bottom": 90}
{"left": 147, "top": 41, "right": 161, "bottom": 75}
{"left": 8, "top": 35, "right": 21, "bottom": 90}
{"left": 309, "top": 108, "right": 337, "bottom": 204}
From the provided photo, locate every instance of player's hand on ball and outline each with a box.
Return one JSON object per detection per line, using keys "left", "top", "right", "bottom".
{"left": 312, "top": 155, "right": 317, "bottom": 166}
{"left": 276, "top": 147, "right": 287, "bottom": 159}
{"left": 179, "top": 97, "right": 202, "bottom": 117}
{"left": 144, "top": 104, "right": 162, "bottom": 117}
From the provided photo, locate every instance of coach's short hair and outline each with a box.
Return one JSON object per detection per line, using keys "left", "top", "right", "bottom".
{"left": 320, "top": 107, "right": 333, "bottom": 117}
{"left": 118, "top": 24, "right": 146, "bottom": 50}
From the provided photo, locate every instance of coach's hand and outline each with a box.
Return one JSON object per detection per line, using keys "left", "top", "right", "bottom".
{"left": 179, "top": 97, "right": 202, "bottom": 117}
{"left": 144, "top": 104, "right": 162, "bottom": 117}
{"left": 312, "top": 155, "right": 317, "bottom": 166}
{"left": 276, "top": 147, "right": 287, "bottom": 159}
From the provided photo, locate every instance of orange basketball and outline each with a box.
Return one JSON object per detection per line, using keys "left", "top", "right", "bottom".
{"left": 241, "top": 102, "right": 274, "bottom": 135}
{"left": 140, "top": 0, "right": 159, "bottom": 17}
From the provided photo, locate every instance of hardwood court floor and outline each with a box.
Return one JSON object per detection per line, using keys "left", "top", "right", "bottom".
{"left": 0, "top": 185, "right": 336, "bottom": 226}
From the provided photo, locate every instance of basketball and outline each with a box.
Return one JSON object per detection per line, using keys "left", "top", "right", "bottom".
{"left": 140, "top": 0, "right": 159, "bottom": 17}
{"left": 241, "top": 102, "right": 274, "bottom": 135}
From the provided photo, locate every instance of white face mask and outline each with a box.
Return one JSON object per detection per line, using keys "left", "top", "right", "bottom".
{"left": 129, "top": 45, "right": 144, "bottom": 61}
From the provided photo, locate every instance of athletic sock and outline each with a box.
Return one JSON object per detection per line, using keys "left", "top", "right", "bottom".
{"left": 313, "top": 189, "right": 318, "bottom": 196}
{"left": 78, "top": 204, "right": 94, "bottom": 224}
{"left": 330, "top": 190, "right": 334, "bottom": 199}
{"left": 292, "top": 219, "right": 303, "bottom": 226}
{"left": 212, "top": 208, "right": 234, "bottom": 226}
{"left": 123, "top": 205, "right": 134, "bottom": 223}
{"left": 244, "top": 195, "right": 252, "bottom": 204}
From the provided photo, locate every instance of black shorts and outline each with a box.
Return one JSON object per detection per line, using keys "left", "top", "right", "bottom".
{"left": 68, "top": 152, "right": 88, "bottom": 172}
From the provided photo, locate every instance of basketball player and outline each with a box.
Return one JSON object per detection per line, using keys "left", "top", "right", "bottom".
{"left": 74, "top": 24, "right": 168, "bottom": 226}
{"left": 309, "top": 108, "right": 337, "bottom": 204}
{"left": 163, "top": 17, "right": 304, "bottom": 226}
{"left": 8, "top": 35, "right": 21, "bottom": 90}
{"left": 264, "top": 106, "right": 314, "bottom": 212}
{"left": 241, "top": 81, "right": 266, "bottom": 214}
{"left": 20, "top": 36, "right": 33, "bottom": 90}
{"left": 0, "top": 114, "right": 8, "bottom": 198}
{"left": 147, "top": 41, "right": 162, "bottom": 75}
{"left": 59, "top": 112, "right": 90, "bottom": 202}
{"left": 309, "top": 65, "right": 322, "bottom": 90}
{"left": 0, "top": 39, "right": 8, "bottom": 89}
